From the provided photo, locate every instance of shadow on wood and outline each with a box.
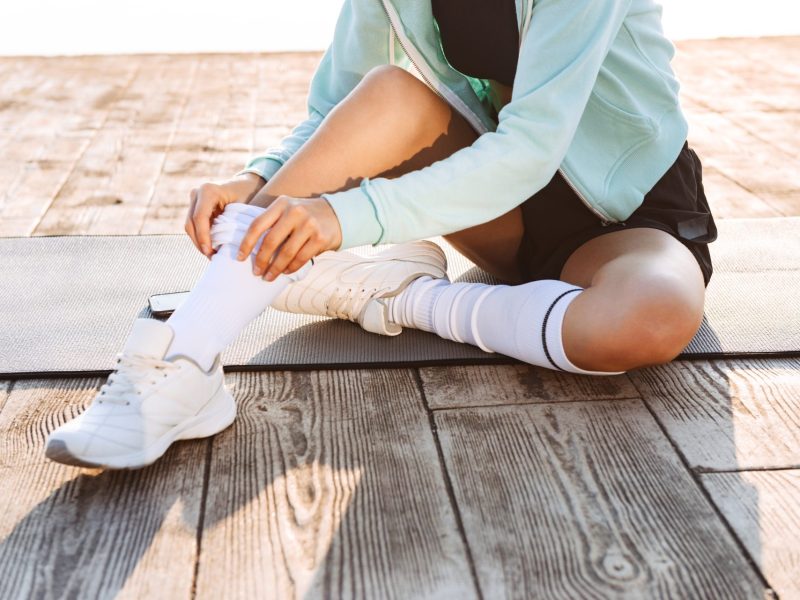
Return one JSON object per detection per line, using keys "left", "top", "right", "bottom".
{"left": 0, "top": 371, "right": 477, "bottom": 599}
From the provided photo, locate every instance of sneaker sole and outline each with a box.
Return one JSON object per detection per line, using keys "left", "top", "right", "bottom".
{"left": 45, "top": 385, "right": 237, "bottom": 470}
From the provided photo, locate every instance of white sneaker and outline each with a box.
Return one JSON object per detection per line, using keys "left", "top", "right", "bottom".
{"left": 272, "top": 240, "right": 447, "bottom": 336}
{"left": 45, "top": 319, "right": 236, "bottom": 469}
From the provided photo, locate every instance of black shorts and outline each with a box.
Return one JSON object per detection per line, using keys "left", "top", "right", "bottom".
{"left": 516, "top": 143, "right": 717, "bottom": 287}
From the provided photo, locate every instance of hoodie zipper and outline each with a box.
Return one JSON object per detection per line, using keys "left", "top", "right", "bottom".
{"left": 557, "top": 167, "right": 611, "bottom": 224}
{"left": 379, "top": 0, "right": 487, "bottom": 135}
{"left": 380, "top": 0, "right": 612, "bottom": 226}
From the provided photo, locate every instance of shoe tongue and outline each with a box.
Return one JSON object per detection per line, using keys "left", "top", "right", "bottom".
{"left": 122, "top": 319, "right": 174, "bottom": 359}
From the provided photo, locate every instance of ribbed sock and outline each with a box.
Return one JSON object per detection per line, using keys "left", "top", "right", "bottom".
{"left": 388, "top": 276, "right": 622, "bottom": 375}
{"left": 165, "top": 203, "right": 309, "bottom": 371}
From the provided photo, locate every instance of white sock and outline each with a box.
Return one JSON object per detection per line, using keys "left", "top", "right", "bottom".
{"left": 388, "top": 277, "right": 622, "bottom": 375}
{"left": 165, "top": 203, "right": 309, "bottom": 371}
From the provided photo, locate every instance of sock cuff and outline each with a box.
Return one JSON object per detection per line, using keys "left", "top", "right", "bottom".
{"left": 210, "top": 203, "right": 268, "bottom": 251}
{"left": 542, "top": 288, "right": 624, "bottom": 376}
{"left": 541, "top": 288, "right": 581, "bottom": 372}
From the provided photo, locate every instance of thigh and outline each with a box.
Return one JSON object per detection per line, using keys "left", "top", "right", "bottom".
{"left": 444, "top": 206, "right": 525, "bottom": 284}
{"left": 261, "top": 65, "right": 478, "bottom": 202}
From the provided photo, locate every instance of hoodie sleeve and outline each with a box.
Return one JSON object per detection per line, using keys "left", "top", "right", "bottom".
{"left": 324, "top": 0, "right": 633, "bottom": 248}
{"left": 238, "top": 0, "right": 399, "bottom": 183}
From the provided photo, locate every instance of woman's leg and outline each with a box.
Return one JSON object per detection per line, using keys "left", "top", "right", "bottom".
{"left": 385, "top": 231, "right": 704, "bottom": 374}
{"left": 238, "top": 64, "right": 704, "bottom": 372}
{"left": 251, "top": 65, "right": 525, "bottom": 283}
{"left": 166, "top": 65, "right": 490, "bottom": 369}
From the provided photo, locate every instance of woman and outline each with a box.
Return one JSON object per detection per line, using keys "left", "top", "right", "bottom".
{"left": 46, "top": 0, "right": 716, "bottom": 469}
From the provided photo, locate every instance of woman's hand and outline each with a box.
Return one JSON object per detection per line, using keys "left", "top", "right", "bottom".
{"left": 185, "top": 173, "right": 265, "bottom": 257}
{"left": 237, "top": 195, "right": 343, "bottom": 280}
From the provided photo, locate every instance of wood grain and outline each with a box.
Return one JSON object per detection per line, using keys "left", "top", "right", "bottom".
{"left": 33, "top": 56, "right": 199, "bottom": 236}
{"left": 0, "top": 133, "right": 92, "bottom": 236}
{"left": 195, "top": 370, "right": 477, "bottom": 600}
{"left": 0, "top": 378, "right": 206, "bottom": 600}
{"left": 419, "top": 364, "right": 639, "bottom": 409}
{"left": 435, "top": 400, "right": 767, "bottom": 599}
{"left": 629, "top": 359, "right": 800, "bottom": 471}
{"left": 140, "top": 126, "right": 252, "bottom": 234}
{"left": 703, "top": 470, "right": 800, "bottom": 600}
{"left": 688, "top": 111, "right": 800, "bottom": 201}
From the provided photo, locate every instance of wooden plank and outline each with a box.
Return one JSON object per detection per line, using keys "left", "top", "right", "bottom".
{"left": 755, "top": 191, "right": 800, "bottom": 218}
{"left": 0, "top": 56, "right": 140, "bottom": 137}
{"left": 419, "top": 364, "right": 639, "bottom": 410}
{"left": 0, "top": 132, "right": 92, "bottom": 236}
{"left": 702, "top": 470, "right": 800, "bottom": 600}
{"left": 179, "top": 55, "right": 258, "bottom": 131}
{"left": 629, "top": 359, "right": 800, "bottom": 471}
{"left": 195, "top": 370, "right": 477, "bottom": 600}
{"left": 435, "top": 400, "right": 767, "bottom": 599}
{"left": 0, "top": 378, "right": 206, "bottom": 599}
{"left": 140, "top": 126, "right": 252, "bottom": 235}
{"left": 34, "top": 56, "right": 199, "bottom": 235}
{"left": 724, "top": 110, "right": 800, "bottom": 160}
{"left": 698, "top": 166, "right": 782, "bottom": 220}
{"left": 33, "top": 127, "right": 176, "bottom": 235}
{"left": 0, "top": 56, "right": 142, "bottom": 236}
{"left": 688, "top": 112, "right": 800, "bottom": 200}
{"left": 675, "top": 38, "right": 800, "bottom": 113}
{"left": 103, "top": 55, "right": 197, "bottom": 132}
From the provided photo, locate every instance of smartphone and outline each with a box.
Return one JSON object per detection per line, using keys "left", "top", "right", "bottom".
{"left": 148, "top": 291, "right": 191, "bottom": 317}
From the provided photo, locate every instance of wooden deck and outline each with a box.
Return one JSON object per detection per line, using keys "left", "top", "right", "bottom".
{"left": 1, "top": 37, "right": 799, "bottom": 599}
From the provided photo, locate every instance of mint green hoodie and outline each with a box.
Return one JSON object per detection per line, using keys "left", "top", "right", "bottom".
{"left": 240, "top": 0, "right": 689, "bottom": 249}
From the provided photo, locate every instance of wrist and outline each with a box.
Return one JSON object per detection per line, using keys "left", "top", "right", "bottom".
{"left": 317, "top": 197, "right": 343, "bottom": 250}
{"left": 226, "top": 172, "right": 266, "bottom": 203}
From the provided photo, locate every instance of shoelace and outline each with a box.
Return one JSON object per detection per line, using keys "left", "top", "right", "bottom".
{"left": 96, "top": 354, "right": 180, "bottom": 406}
{"left": 325, "top": 285, "right": 388, "bottom": 321}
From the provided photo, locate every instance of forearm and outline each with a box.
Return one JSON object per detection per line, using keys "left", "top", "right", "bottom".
{"left": 228, "top": 172, "right": 266, "bottom": 204}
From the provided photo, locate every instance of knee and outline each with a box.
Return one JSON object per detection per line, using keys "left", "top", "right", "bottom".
{"left": 355, "top": 65, "right": 445, "bottom": 121}
{"left": 601, "top": 272, "right": 705, "bottom": 368}
{"left": 360, "top": 64, "right": 425, "bottom": 96}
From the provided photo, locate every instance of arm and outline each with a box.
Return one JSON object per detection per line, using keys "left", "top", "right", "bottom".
{"left": 189, "top": 0, "right": 397, "bottom": 256}
{"left": 323, "top": 0, "right": 633, "bottom": 248}
{"left": 238, "top": 0, "right": 400, "bottom": 182}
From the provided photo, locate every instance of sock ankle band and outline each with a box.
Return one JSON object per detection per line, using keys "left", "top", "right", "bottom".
{"left": 541, "top": 288, "right": 582, "bottom": 371}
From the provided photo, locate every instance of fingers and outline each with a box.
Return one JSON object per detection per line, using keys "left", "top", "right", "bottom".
{"left": 251, "top": 212, "right": 294, "bottom": 277}
{"left": 184, "top": 188, "right": 201, "bottom": 253}
{"left": 192, "top": 183, "right": 221, "bottom": 257}
{"left": 261, "top": 227, "right": 314, "bottom": 280}
{"left": 254, "top": 202, "right": 318, "bottom": 278}
{"left": 238, "top": 196, "right": 335, "bottom": 281}
{"left": 237, "top": 207, "right": 282, "bottom": 262}
{"left": 284, "top": 240, "right": 317, "bottom": 275}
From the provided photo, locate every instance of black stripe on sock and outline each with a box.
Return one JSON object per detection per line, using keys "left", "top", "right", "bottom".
{"left": 541, "top": 288, "right": 582, "bottom": 371}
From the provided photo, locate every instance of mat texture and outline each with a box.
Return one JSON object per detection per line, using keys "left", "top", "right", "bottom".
{"left": 1, "top": 218, "right": 798, "bottom": 375}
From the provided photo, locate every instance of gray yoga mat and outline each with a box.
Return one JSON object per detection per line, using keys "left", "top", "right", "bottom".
{"left": 1, "top": 218, "right": 798, "bottom": 376}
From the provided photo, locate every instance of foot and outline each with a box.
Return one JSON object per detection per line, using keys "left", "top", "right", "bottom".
{"left": 45, "top": 319, "right": 236, "bottom": 469}
{"left": 271, "top": 240, "right": 447, "bottom": 335}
